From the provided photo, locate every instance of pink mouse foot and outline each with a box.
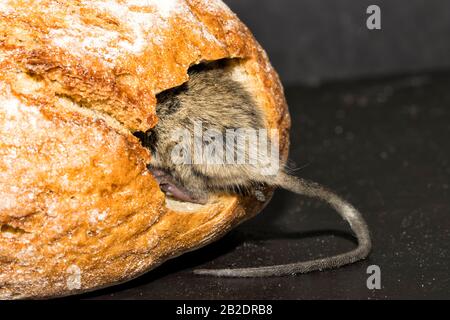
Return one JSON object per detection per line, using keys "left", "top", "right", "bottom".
{"left": 148, "top": 167, "right": 208, "bottom": 204}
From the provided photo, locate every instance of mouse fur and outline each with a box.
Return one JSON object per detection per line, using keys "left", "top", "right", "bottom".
{"left": 140, "top": 61, "right": 372, "bottom": 277}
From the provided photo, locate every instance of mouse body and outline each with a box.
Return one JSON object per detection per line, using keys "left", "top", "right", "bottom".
{"left": 142, "top": 62, "right": 372, "bottom": 277}
{"left": 146, "top": 62, "right": 269, "bottom": 203}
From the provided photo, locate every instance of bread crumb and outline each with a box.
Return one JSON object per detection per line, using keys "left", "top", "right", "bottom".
{"left": 66, "top": 265, "right": 82, "bottom": 290}
{"left": 254, "top": 190, "right": 266, "bottom": 202}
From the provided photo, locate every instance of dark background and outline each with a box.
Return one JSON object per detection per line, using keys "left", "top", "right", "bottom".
{"left": 82, "top": 1, "right": 450, "bottom": 300}
{"left": 224, "top": 0, "right": 450, "bottom": 85}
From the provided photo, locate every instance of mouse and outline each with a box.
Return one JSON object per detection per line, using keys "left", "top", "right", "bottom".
{"left": 140, "top": 61, "right": 372, "bottom": 277}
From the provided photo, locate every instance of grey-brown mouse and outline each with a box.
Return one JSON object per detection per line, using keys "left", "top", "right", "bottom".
{"left": 139, "top": 61, "right": 371, "bottom": 277}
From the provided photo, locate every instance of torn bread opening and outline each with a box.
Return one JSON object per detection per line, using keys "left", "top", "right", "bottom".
{"left": 133, "top": 58, "right": 264, "bottom": 209}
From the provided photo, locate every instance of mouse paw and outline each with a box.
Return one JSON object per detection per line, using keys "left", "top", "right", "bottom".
{"left": 148, "top": 167, "right": 208, "bottom": 205}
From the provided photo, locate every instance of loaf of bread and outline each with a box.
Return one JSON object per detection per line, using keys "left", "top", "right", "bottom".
{"left": 0, "top": 0, "right": 290, "bottom": 299}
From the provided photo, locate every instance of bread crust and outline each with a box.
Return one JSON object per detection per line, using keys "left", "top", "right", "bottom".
{"left": 0, "top": 0, "right": 290, "bottom": 299}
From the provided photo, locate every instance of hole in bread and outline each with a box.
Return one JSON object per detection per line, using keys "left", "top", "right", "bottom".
{"left": 133, "top": 58, "right": 264, "bottom": 210}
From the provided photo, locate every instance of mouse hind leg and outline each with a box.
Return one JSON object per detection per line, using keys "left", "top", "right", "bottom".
{"left": 148, "top": 166, "right": 209, "bottom": 204}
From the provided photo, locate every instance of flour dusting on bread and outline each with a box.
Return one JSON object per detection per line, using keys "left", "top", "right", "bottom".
{"left": 0, "top": 0, "right": 289, "bottom": 299}
{"left": 48, "top": 0, "right": 182, "bottom": 63}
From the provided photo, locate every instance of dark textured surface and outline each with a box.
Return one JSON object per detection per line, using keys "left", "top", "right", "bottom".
{"left": 80, "top": 73, "right": 450, "bottom": 300}
{"left": 224, "top": 0, "right": 450, "bottom": 85}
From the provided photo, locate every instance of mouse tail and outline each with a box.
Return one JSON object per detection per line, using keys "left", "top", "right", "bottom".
{"left": 194, "top": 172, "right": 372, "bottom": 277}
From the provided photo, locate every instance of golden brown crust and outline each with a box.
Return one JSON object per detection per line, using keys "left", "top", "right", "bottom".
{"left": 0, "top": 0, "right": 290, "bottom": 299}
